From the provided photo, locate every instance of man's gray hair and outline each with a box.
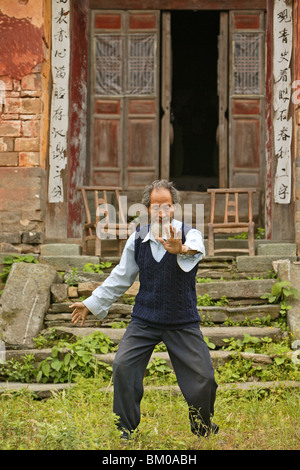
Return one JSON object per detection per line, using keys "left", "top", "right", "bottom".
{"left": 142, "top": 179, "right": 181, "bottom": 208}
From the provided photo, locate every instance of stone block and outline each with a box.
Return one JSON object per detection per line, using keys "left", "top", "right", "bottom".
{"left": 0, "top": 262, "right": 60, "bottom": 348}
{"left": 196, "top": 278, "right": 275, "bottom": 300}
{"left": 236, "top": 255, "right": 297, "bottom": 272}
{"left": 51, "top": 284, "right": 68, "bottom": 303}
{"left": 21, "top": 231, "right": 44, "bottom": 244}
{"left": 68, "top": 286, "right": 78, "bottom": 298}
{"left": 39, "top": 255, "right": 99, "bottom": 271}
{"left": 258, "top": 243, "right": 297, "bottom": 256}
{"left": 40, "top": 244, "right": 81, "bottom": 256}
{"left": 0, "top": 232, "right": 22, "bottom": 244}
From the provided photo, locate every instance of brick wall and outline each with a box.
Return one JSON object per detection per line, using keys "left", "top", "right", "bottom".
{"left": 0, "top": 66, "right": 47, "bottom": 253}
{"left": 0, "top": 0, "right": 50, "bottom": 254}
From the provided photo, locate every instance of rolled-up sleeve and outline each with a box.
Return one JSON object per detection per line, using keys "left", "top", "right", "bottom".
{"left": 177, "top": 228, "right": 205, "bottom": 272}
{"left": 83, "top": 233, "right": 139, "bottom": 319}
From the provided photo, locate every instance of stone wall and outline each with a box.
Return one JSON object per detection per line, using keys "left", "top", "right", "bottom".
{"left": 0, "top": 167, "right": 47, "bottom": 252}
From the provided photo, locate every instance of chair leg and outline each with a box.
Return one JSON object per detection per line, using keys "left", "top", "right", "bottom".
{"left": 248, "top": 222, "right": 255, "bottom": 256}
{"left": 95, "top": 233, "right": 101, "bottom": 257}
{"left": 208, "top": 224, "right": 215, "bottom": 257}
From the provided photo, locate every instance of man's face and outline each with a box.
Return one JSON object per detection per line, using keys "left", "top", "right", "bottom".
{"left": 148, "top": 188, "right": 175, "bottom": 227}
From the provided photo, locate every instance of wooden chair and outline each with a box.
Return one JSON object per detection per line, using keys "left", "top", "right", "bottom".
{"left": 78, "top": 186, "right": 130, "bottom": 256}
{"left": 207, "top": 188, "right": 256, "bottom": 256}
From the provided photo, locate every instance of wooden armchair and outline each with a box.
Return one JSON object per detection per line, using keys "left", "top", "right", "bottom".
{"left": 78, "top": 186, "right": 129, "bottom": 256}
{"left": 207, "top": 188, "right": 256, "bottom": 256}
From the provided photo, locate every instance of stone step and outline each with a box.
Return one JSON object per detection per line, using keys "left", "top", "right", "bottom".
{"left": 45, "top": 302, "right": 281, "bottom": 327}
{"left": 51, "top": 278, "right": 276, "bottom": 303}
{"left": 3, "top": 345, "right": 275, "bottom": 371}
{"left": 40, "top": 244, "right": 82, "bottom": 256}
{"left": 236, "top": 255, "right": 297, "bottom": 273}
{"left": 1, "top": 380, "right": 300, "bottom": 399}
{"left": 39, "top": 255, "right": 100, "bottom": 271}
{"left": 196, "top": 279, "right": 275, "bottom": 300}
{"left": 52, "top": 325, "right": 282, "bottom": 348}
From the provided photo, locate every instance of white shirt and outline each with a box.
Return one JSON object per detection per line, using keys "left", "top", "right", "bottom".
{"left": 83, "top": 219, "right": 205, "bottom": 319}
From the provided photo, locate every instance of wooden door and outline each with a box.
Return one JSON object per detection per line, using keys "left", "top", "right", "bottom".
{"left": 90, "top": 10, "right": 160, "bottom": 189}
{"left": 228, "top": 10, "right": 265, "bottom": 189}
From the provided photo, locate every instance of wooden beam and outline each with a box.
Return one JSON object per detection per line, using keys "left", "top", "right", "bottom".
{"left": 89, "top": 0, "right": 267, "bottom": 10}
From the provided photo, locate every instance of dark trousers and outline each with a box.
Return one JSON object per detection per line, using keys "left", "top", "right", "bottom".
{"left": 112, "top": 321, "right": 218, "bottom": 436}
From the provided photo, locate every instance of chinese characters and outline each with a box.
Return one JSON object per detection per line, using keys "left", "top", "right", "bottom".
{"left": 273, "top": 0, "right": 293, "bottom": 204}
{"left": 48, "top": 0, "right": 70, "bottom": 203}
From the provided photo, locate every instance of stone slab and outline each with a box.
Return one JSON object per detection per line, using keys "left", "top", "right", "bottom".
{"left": 257, "top": 243, "right": 297, "bottom": 256}
{"left": 53, "top": 325, "right": 282, "bottom": 348}
{"left": 196, "top": 279, "right": 275, "bottom": 299}
{"left": 0, "top": 263, "right": 60, "bottom": 348}
{"left": 277, "top": 260, "right": 300, "bottom": 341}
{"left": 40, "top": 244, "right": 81, "bottom": 256}
{"left": 236, "top": 255, "right": 297, "bottom": 272}
{"left": 39, "top": 255, "right": 100, "bottom": 271}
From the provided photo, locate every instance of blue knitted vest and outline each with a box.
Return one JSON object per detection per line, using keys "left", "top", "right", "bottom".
{"left": 132, "top": 223, "right": 200, "bottom": 328}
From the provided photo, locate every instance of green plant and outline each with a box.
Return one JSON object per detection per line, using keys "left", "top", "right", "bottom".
{"left": 36, "top": 331, "right": 116, "bottom": 384}
{"left": 261, "top": 280, "right": 299, "bottom": 304}
{"left": 63, "top": 268, "right": 80, "bottom": 286}
{"left": 204, "top": 337, "right": 216, "bottom": 350}
{"left": 0, "top": 354, "right": 36, "bottom": 383}
{"left": 197, "top": 294, "right": 228, "bottom": 307}
{"left": 83, "top": 262, "right": 112, "bottom": 274}
{"left": 146, "top": 358, "right": 173, "bottom": 377}
{"left": 0, "top": 255, "right": 39, "bottom": 284}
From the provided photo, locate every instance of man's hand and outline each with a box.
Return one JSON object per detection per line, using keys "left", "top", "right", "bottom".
{"left": 70, "top": 302, "right": 90, "bottom": 326}
{"left": 156, "top": 224, "right": 183, "bottom": 254}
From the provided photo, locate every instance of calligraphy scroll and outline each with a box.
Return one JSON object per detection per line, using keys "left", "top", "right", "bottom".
{"left": 273, "top": 0, "right": 293, "bottom": 204}
{"left": 48, "top": 0, "right": 70, "bottom": 203}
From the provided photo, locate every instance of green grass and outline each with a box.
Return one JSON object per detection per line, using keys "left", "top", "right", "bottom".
{"left": 0, "top": 377, "right": 299, "bottom": 450}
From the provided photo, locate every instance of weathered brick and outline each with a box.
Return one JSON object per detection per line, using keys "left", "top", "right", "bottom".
{"left": 15, "top": 137, "right": 40, "bottom": 152}
{"left": 0, "top": 120, "right": 21, "bottom": 136}
{"left": 0, "top": 76, "right": 13, "bottom": 91}
{"left": 20, "top": 98, "right": 41, "bottom": 114}
{"left": 0, "top": 137, "right": 14, "bottom": 152}
{"left": 4, "top": 97, "right": 41, "bottom": 115}
{"left": 22, "top": 120, "right": 40, "bottom": 137}
{"left": 0, "top": 152, "right": 19, "bottom": 166}
{"left": 0, "top": 114, "right": 19, "bottom": 120}
{"left": 19, "top": 152, "right": 40, "bottom": 167}
{"left": 21, "top": 74, "right": 42, "bottom": 91}
{"left": 13, "top": 79, "right": 21, "bottom": 92}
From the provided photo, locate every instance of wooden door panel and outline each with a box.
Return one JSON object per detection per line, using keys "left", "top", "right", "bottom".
{"left": 90, "top": 10, "right": 159, "bottom": 189}
{"left": 233, "top": 119, "right": 260, "bottom": 168}
{"left": 93, "top": 119, "right": 120, "bottom": 168}
{"left": 229, "top": 10, "right": 265, "bottom": 189}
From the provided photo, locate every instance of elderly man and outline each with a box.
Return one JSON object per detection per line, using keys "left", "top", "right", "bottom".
{"left": 71, "top": 180, "right": 218, "bottom": 440}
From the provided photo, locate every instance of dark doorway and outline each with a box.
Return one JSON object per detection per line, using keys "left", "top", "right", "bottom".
{"left": 170, "top": 11, "right": 220, "bottom": 191}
